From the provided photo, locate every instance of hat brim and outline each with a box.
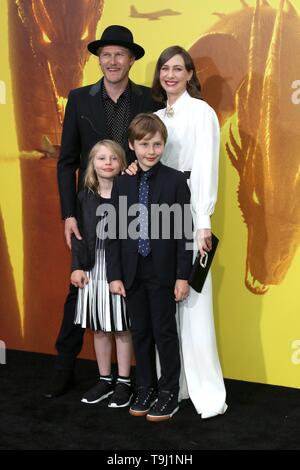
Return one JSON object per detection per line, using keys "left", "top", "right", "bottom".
{"left": 88, "top": 40, "right": 145, "bottom": 60}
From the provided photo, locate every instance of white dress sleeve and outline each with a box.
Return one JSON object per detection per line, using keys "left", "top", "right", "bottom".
{"left": 190, "top": 103, "right": 220, "bottom": 230}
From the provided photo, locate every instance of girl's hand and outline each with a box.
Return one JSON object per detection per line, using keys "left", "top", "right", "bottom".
{"left": 196, "top": 228, "right": 212, "bottom": 257}
{"left": 70, "top": 270, "right": 89, "bottom": 288}
{"left": 109, "top": 280, "right": 126, "bottom": 297}
{"left": 174, "top": 279, "right": 189, "bottom": 302}
{"left": 125, "top": 160, "right": 138, "bottom": 176}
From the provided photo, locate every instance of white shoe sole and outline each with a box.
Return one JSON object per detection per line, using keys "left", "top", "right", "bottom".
{"left": 81, "top": 390, "right": 114, "bottom": 404}
{"left": 108, "top": 394, "right": 133, "bottom": 408}
{"left": 146, "top": 405, "right": 179, "bottom": 422}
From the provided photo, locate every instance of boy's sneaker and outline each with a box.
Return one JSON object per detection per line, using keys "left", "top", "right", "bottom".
{"left": 108, "top": 382, "right": 133, "bottom": 408}
{"left": 129, "top": 387, "right": 157, "bottom": 416}
{"left": 81, "top": 380, "right": 113, "bottom": 404}
{"left": 146, "top": 390, "right": 179, "bottom": 422}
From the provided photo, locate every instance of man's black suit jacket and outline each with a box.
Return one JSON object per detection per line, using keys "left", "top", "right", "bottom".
{"left": 106, "top": 163, "right": 193, "bottom": 290}
{"left": 57, "top": 79, "right": 161, "bottom": 219}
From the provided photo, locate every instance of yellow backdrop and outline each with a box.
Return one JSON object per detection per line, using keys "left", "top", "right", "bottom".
{"left": 1, "top": 0, "right": 300, "bottom": 388}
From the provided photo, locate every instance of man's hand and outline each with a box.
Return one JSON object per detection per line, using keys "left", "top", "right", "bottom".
{"left": 196, "top": 228, "right": 212, "bottom": 257}
{"left": 174, "top": 279, "right": 189, "bottom": 302}
{"left": 109, "top": 280, "right": 126, "bottom": 297}
{"left": 64, "top": 217, "right": 82, "bottom": 249}
{"left": 70, "top": 270, "right": 89, "bottom": 288}
{"left": 125, "top": 159, "right": 138, "bottom": 176}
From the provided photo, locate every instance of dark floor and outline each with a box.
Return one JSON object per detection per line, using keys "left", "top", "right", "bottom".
{"left": 0, "top": 350, "right": 300, "bottom": 452}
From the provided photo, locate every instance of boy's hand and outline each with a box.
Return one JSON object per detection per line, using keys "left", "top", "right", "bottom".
{"left": 196, "top": 228, "right": 212, "bottom": 257}
{"left": 71, "top": 270, "right": 89, "bottom": 288}
{"left": 109, "top": 280, "right": 126, "bottom": 298}
{"left": 125, "top": 159, "right": 138, "bottom": 176}
{"left": 65, "top": 217, "right": 82, "bottom": 249}
{"left": 174, "top": 279, "right": 189, "bottom": 302}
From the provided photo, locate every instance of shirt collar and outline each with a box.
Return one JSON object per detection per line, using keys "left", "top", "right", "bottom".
{"left": 102, "top": 80, "right": 131, "bottom": 103}
{"left": 138, "top": 161, "right": 162, "bottom": 179}
{"left": 166, "top": 90, "right": 189, "bottom": 116}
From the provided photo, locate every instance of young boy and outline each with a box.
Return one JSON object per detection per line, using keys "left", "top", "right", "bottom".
{"left": 106, "top": 113, "right": 192, "bottom": 421}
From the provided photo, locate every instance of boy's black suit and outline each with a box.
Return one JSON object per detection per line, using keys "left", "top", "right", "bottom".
{"left": 106, "top": 162, "right": 192, "bottom": 394}
{"left": 107, "top": 162, "right": 192, "bottom": 288}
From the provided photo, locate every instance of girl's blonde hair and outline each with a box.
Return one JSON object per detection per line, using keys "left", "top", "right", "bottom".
{"left": 84, "top": 140, "right": 127, "bottom": 193}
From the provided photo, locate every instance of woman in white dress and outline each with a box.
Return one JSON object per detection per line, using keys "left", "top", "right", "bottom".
{"left": 152, "top": 46, "right": 227, "bottom": 418}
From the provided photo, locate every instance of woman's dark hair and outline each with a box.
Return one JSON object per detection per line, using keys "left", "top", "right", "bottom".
{"left": 152, "top": 45, "right": 202, "bottom": 103}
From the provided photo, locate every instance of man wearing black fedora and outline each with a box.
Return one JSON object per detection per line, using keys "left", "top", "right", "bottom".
{"left": 44, "top": 25, "right": 161, "bottom": 400}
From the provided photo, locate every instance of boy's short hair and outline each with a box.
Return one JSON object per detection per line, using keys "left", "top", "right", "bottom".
{"left": 128, "top": 113, "right": 168, "bottom": 145}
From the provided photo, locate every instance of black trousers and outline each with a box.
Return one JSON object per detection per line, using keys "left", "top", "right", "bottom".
{"left": 125, "top": 255, "right": 180, "bottom": 394}
{"left": 55, "top": 284, "right": 84, "bottom": 370}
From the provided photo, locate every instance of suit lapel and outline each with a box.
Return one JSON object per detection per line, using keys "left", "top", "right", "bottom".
{"left": 126, "top": 174, "right": 139, "bottom": 208}
{"left": 129, "top": 81, "right": 144, "bottom": 122}
{"left": 89, "top": 191, "right": 101, "bottom": 227}
{"left": 126, "top": 166, "right": 164, "bottom": 207}
{"left": 123, "top": 175, "right": 138, "bottom": 249}
{"left": 151, "top": 163, "right": 164, "bottom": 205}
{"left": 88, "top": 79, "right": 109, "bottom": 137}
{"left": 87, "top": 80, "right": 143, "bottom": 141}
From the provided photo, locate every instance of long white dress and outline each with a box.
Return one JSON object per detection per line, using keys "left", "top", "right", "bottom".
{"left": 155, "top": 91, "right": 227, "bottom": 418}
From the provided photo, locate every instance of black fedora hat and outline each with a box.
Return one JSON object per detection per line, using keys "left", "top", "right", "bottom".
{"left": 88, "top": 25, "right": 145, "bottom": 60}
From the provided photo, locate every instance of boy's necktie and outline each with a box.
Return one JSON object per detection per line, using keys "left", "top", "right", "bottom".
{"left": 138, "top": 171, "right": 151, "bottom": 257}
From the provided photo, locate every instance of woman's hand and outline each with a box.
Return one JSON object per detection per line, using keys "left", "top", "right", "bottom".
{"left": 174, "top": 279, "right": 190, "bottom": 302}
{"left": 125, "top": 160, "right": 139, "bottom": 176}
{"left": 70, "top": 270, "right": 89, "bottom": 288}
{"left": 196, "top": 228, "right": 212, "bottom": 257}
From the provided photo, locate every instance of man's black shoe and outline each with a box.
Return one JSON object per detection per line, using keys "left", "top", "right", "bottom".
{"left": 44, "top": 369, "right": 75, "bottom": 398}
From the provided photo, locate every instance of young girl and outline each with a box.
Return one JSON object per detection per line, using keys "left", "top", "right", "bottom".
{"left": 70, "top": 140, "right": 133, "bottom": 408}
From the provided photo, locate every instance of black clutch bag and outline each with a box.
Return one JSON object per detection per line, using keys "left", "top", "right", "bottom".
{"left": 188, "top": 233, "right": 219, "bottom": 293}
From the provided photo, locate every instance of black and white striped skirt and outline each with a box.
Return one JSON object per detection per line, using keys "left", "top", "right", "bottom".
{"left": 74, "top": 230, "right": 129, "bottom": 332}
